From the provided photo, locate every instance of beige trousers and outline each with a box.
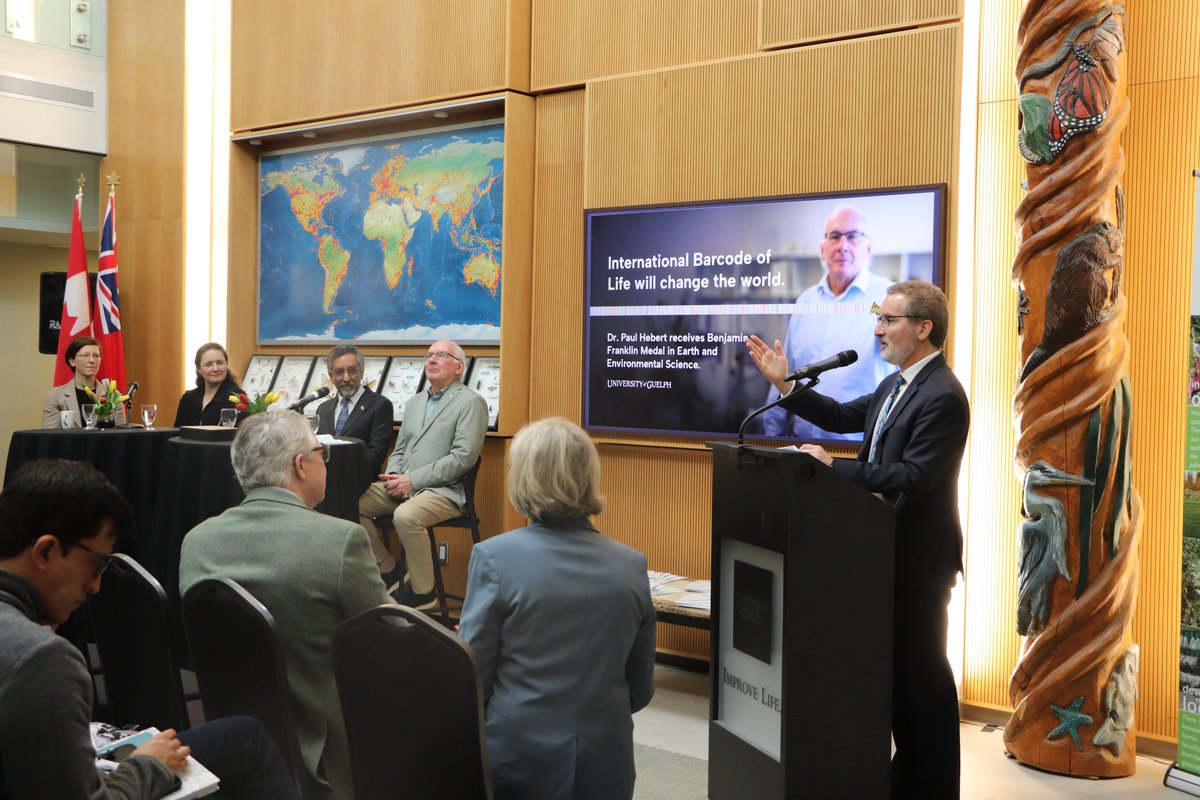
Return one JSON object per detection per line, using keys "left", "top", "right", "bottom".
{"left": 358, "top": 482, "right": 461, "bottom": 593}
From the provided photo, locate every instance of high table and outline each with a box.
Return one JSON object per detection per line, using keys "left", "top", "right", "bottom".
{"left": 146, "top": 435, "right": 372, "bottom": 601}
{"left": 4, "top": 427, "right": 181, "bottom": 562}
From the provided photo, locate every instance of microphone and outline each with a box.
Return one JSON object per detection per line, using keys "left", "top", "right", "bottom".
{"left": 288, "top": 386, "right": 330, "bottom": 411}
{"left": 784, "top": 350, "right": 858, "bottom": 382}
{"left": 126, "top": 381, "right": 139, "bottom": 399}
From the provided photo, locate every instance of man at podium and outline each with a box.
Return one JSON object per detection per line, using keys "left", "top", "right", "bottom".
{"left": 746, "top": 279, "right": 968, "bottom": 800}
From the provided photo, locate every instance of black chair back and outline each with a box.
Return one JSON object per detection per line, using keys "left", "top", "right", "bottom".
{"left": 180, "top": 578, "right": 315, "bottom": 798}
{"left": 86, "top": 553, "right": 189, "bottom": 731}
{"left": 334, "top": 605, "right": 493, "bottom": 800}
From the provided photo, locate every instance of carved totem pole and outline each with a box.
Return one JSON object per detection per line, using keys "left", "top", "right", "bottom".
{"left": 1006, "top": 2, "right": 1140, "bottom": 777}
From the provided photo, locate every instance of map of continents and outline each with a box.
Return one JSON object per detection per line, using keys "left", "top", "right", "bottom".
{"left": 258, "top": 123, "right": 504, "bottom": 342}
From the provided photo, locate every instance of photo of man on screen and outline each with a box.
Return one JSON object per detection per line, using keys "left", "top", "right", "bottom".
{"left": 760, "top": 205, "right": 896, "bottom": 441}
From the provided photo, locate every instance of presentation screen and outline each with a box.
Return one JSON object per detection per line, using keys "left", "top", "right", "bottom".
{"left": 583, "top": 186, "right": 945, "bottom": 442}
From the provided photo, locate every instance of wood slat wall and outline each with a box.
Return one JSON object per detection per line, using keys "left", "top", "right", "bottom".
{"left": 584, "top": 25, "right": 962, "bottom": 210}
{"left": 759, "top": 0, "right": 962, "bottom": 49}
{"left": 530, "top": 0, "right": 759, "bottom": 92}
{"left": 104, "top": 0, "right": 186, "bottom": 409}
{"left": 229, "top": 0, "right": 525, "bottom": 132}
{"left": 963, "top": 98, "right": 1025, "bottom": 710}
{"left": 1119, "top": 75, "right": 1200, "bottom": 740}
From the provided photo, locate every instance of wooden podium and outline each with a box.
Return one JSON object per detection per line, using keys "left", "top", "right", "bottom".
{"left": 707, "top": 443, "right": 897, "bottom": 799}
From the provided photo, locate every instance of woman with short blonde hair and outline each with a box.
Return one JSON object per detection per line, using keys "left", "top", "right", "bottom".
{"left": 459, "top": 417, "right": 656, "bottom": 800}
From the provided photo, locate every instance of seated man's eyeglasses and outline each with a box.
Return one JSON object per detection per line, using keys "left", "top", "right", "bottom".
{"left": 309, "top": 444, "right": 331, "bottom": 463}
{"left": 424, "top": 351, "right": 460, "bottom": 362}
{"left": 331, "top": 367, "right": 360, "bottom": 377}
{"left": 64, "top": 539, "right": 114, "bottom": 579}
{"left": 823, "top": 230, "right": 869, "bottom": 245}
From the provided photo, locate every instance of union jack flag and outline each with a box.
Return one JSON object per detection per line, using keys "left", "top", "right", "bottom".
{"left": 93, "top": 191, "right": 127, "bottom": 388}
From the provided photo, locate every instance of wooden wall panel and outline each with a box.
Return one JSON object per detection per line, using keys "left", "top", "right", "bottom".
{"left": 596, "top": 443, "right": 712, "bottom": 657}
{"left": 759, "top": 0, "right": 961, "bottom": 49}
{"left": 961, "top": 99, "right": 1025, "bottom": 710}
{"left": 530, "top": 91, "right": 586, "bottom": 421}
{"left": 977, "top": 0, "right": 1020, "bottom": 104}
{"left": 230, "top": 0, "right": 525, "bottom": 132}
{"left": 585, "top": 25, "right": 962, "bottom": 210}
{"left": 105, "top": 0, "right": 186, "bottom": 411}
{"left": 1129, "top": 0, "right": 1200, "bottom": 85}
{"left": 1120, "top": 76, "right": 1200, "bottom": 740}
{"left": 530, "top": 0, "right": 758, "bottom": 92}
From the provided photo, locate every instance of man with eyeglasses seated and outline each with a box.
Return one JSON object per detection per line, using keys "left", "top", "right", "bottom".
{"left": 313, "top": 345, "right": 394, "bottom": 473}
{"left": 180, "top": 411, "right": 393, "bottom": 800}
{"left": 357, "top": 338, "right": 487, "bottom": 608}
{"left": 0, "top": 459, "right": 298, "bottom": 800}
{"left": 760, "top": 205, "right": 895, "bottom": 441}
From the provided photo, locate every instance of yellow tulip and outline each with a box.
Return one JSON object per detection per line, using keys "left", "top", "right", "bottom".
{"left": 228, "top": 394, "right": 241, "bottom": 403}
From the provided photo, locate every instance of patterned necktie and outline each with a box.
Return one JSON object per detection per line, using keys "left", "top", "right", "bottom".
{"left": 867, "top": 376, "right": 906, "bottom": 463}
{"left": 335, "top": 397, "right": 351, "bottom": 435}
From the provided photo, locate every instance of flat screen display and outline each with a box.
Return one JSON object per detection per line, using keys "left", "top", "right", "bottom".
{"left": 583, "top": 186, "right": 944, "bottom": 442}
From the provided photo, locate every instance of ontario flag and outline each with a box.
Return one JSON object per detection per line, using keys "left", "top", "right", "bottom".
{"left": 93, "top": 190, "right": 127, "bottom": 388}
{"left": 53, "top": 190, "right": 93, "bottom": 385}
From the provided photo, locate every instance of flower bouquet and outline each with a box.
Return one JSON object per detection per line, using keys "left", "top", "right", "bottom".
{"left": 83, "top": 379, "right": 130, "bottom": 428}
{"left": 229, "top": 391, "right": 281, "bottom": 415}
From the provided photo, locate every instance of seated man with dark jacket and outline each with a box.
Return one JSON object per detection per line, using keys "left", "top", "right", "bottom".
{"left": 314, "top": 345, "right": 394, "bottom": 473}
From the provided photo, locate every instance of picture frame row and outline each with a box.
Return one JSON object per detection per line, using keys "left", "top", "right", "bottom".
{"left": 241, "top": 354, "right": 500, "bottom": 430}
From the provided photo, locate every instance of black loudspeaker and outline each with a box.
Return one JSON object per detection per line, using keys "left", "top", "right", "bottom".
{"left": 39, "top": 271, "right": 98, "bottom": 355}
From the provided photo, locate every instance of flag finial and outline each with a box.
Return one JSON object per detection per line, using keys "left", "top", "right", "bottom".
{"left": 106, "top": 171, "right": 121, "bottom": 191}
{"left": 76, "top": 173, "right": 86, "bottom": 192}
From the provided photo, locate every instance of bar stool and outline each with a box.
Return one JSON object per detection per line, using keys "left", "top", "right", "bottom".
{"left": 377, "top": 457, "right": 482, "bottom": 626}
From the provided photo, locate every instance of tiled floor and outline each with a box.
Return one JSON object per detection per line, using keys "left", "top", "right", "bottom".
{"left": 633, "top": 665, "right": 1178, "bottom": 798}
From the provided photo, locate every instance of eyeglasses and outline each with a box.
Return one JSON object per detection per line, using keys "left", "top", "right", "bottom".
{"left": 330, "top": 367, "right": 361, "bottom": 378}
{"left": 823, "top": 230, "right": 869, "bottom": 245}
{"left": 66, "top": 540, "right": 114, "bottom": 579}
{"left": 424, "top": 351, "right": 461, "bottom": 362}
{"left": 875, "top": 314, "right": 922, "bottom": 327}
{"left": 309, "top": 444, "right": 331, "bottom": 463}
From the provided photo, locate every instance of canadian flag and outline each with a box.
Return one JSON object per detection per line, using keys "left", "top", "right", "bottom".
{"left": 53, "top": 190, "right": 92, "bottom": 386}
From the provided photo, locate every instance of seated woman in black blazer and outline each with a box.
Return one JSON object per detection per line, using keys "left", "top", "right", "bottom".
{"left": 173, "top": 343, "right": 245, "bottom": 426}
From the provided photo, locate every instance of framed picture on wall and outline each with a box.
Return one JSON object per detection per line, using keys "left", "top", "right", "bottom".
{"left": 362, "top": 355, "right": 390, "bottom": 393}
{"left": 459, "top": 355, "right": 477, "bottom": 385}
{"left": 379, "top": 357, "right": 426, "bottom": 424}
{"left": 268, "top": 356, "right": 316, "bottom": 410}
{"left": 470, "top": 356, "right": 500, "bottom": 431}
{"left": 243, "top": 355, "right": 281, "bottom": 396}
{"left": 301, "top": 361, "right": 328, "bottom": 399}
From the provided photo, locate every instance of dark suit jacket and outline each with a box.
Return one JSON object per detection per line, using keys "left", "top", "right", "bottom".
{"left": 314, "top": 388, "right": 394, "bottom": 473}
{"left": 780, "top": 352, "right": 969, "bottom": 591}
{"left": 172, "top": 376, "right": 244, "bottom": 427}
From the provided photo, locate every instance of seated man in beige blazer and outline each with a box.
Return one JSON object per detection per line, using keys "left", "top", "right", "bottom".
{"left": 358, "top": 338, "right": 487, "bottom": 608}
{"left": 179, "top": 410, "right": 393, "bottom": 800}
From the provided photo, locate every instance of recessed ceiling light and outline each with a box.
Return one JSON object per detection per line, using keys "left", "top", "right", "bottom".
{"left": 248, "top": 139, "right": 262, "bottom": 146}
{"left": 433, "top": 111, "right": 449, "bottom": 119}
{"left": 302, "top": 131, "right": 317, "bottom": 139}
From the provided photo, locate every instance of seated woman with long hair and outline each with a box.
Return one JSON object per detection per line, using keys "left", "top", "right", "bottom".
{"left": 458, "top": 417, "right": 656, "bottom": 800}
{"left": 173, "top": 343, "right": 245, "bottom": 427}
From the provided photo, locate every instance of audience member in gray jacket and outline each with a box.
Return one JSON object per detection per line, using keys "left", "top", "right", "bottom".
{"left": 459, "top": 417, "right": 657, "bottom": 800}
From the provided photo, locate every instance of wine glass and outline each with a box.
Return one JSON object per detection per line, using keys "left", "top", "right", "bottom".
{"left": 81, "top": 404, "right": 97, "bottom": 430}
{"left": 141, "top": 404, "right": 158, "bottom": 429}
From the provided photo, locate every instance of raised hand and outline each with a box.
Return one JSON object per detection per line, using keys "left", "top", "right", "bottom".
{"left": 744, "top": 335, "right": 793, "bottom": 394}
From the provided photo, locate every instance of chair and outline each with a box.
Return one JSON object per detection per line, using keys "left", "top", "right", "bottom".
{"left": 86, "top": 553, "right": 190, "bottom": 731}
{"left": 333, "top": 605, "right": 493, "bottom": 800}
{"left": 377, "top": 457, "right": 483, "bottom": 626}
{"left": 425, "top": 456, "right": 483, "bottom": 624}
{"left": 180, "top": 578, "right": 318, "bottom": 800}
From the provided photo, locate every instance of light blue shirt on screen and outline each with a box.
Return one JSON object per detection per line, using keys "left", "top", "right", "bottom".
{"left": 761, "top": 266, "right": 896, "bottom": 441}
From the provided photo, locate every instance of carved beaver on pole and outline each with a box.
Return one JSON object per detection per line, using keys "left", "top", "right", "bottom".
{"left": 1020, "top": 220, "right": 1124, "bottom": 381}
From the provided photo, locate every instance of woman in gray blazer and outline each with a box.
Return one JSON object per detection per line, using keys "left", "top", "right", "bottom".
{"left": 459, "top": 417, "right": 656, "bottom": 800}
{"left": 41, "top": 336, "right": 127, "bottom": 428}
